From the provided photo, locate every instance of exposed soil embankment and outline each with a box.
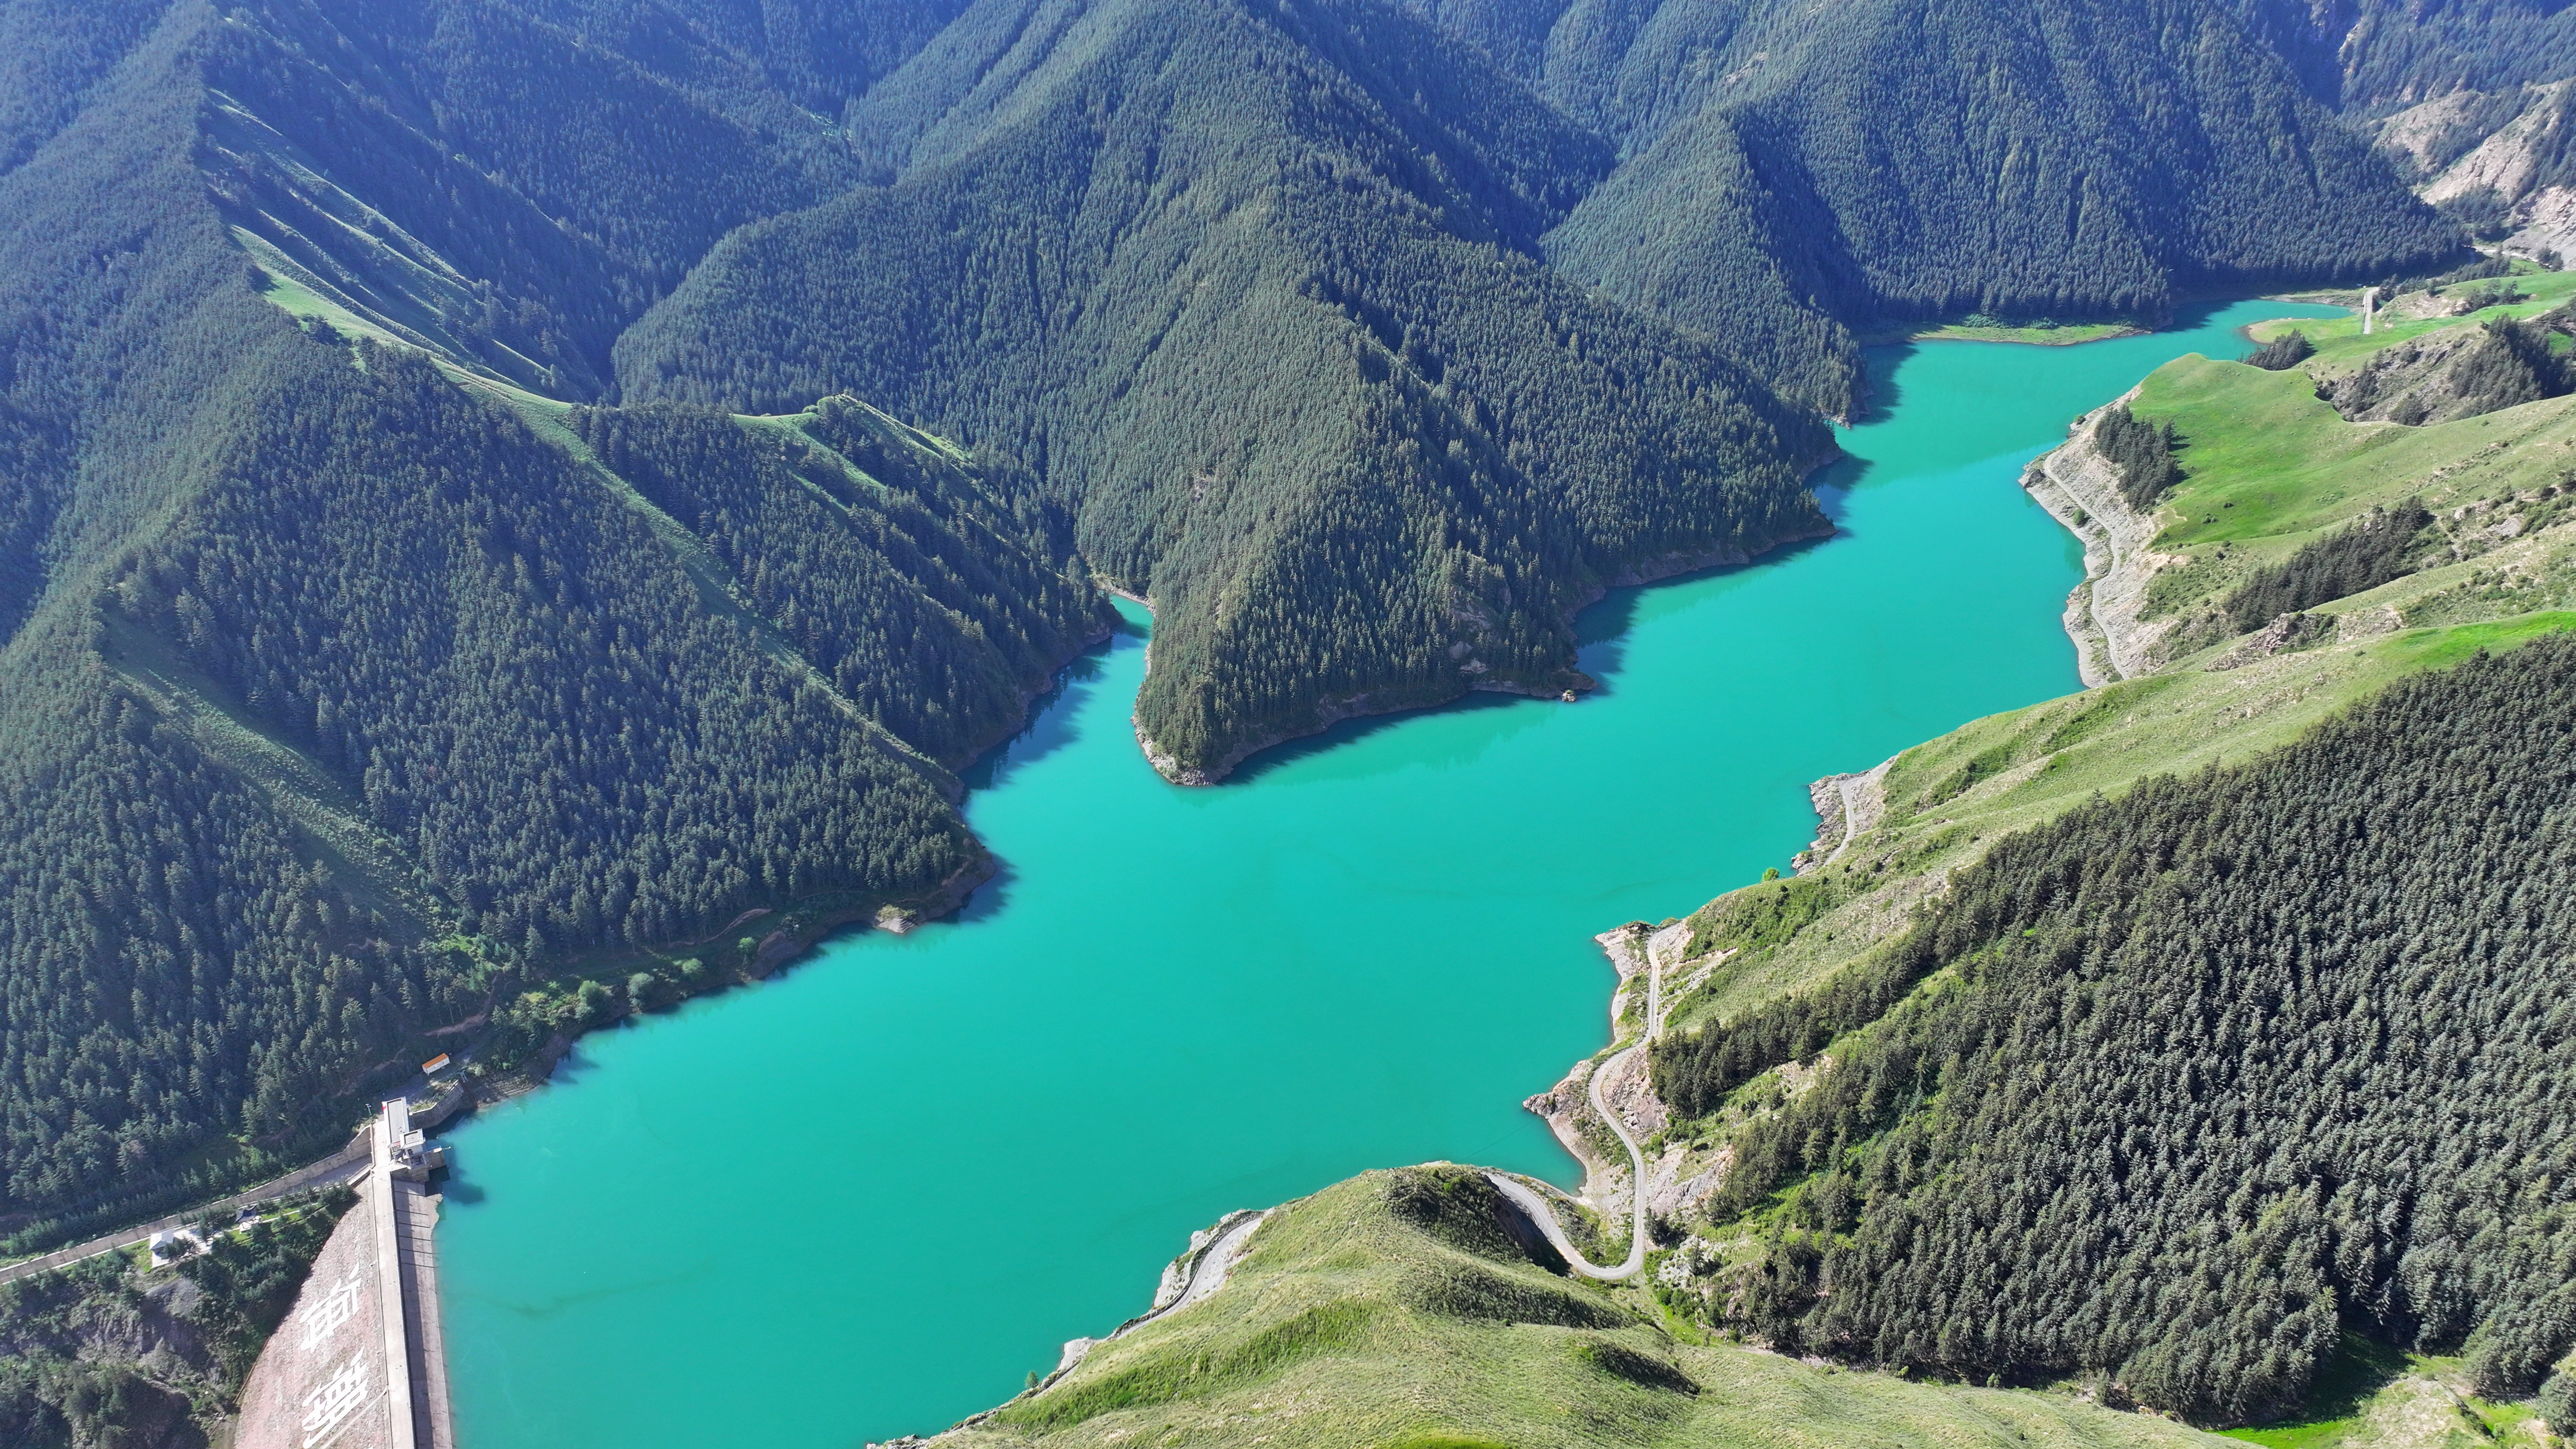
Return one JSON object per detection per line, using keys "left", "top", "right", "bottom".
{"left": 2024, "top": 397, "right": 2181, "bottom": 684}
{"left": 1795, "top": 759, "right": 1892, "bottom": 873}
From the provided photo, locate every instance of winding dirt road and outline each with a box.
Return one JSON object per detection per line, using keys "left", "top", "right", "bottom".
{"left": 1485, "top": 930, "right": 1665, "bottom": 1280}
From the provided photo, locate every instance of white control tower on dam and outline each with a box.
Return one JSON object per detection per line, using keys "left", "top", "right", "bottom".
{"left": 234, "top": 1098, "right": 458, "bottom": 1449}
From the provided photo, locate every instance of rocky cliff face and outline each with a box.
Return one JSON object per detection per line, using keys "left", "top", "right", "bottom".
{"left": 1793, "top": 760, "right": 1892, "bottom": 874}
{"left": 2318, "top": 317, "right": 2575, "bottom": 425}
{"left": 2376, "top": 81, "right": 2576, "bottom": 263}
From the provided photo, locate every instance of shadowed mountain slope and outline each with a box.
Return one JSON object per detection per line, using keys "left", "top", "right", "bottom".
{"left": 1527, "top": 0, "right": 2462, "bottom": 337}
{"left": 2226, "top": 0, "right": 2576, "bottom": 112}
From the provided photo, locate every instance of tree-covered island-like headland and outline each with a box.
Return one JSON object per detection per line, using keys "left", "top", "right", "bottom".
{"left": 1, "top": 0, "right": 2574, "bottom": 1442}
{"left": 935, "top": 274, "right": 2576, "bottom": 1447}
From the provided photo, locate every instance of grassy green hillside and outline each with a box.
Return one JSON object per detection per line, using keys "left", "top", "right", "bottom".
{"left": 937, "top": 1167, "right": 2227, "bottom": 1449}
{"left": 2213, "top": 1336, "right": 2551, "bottom": 1449}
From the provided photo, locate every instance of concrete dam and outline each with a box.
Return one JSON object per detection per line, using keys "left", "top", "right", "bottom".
{"left": 235, "top": 1098, "right": 457, "bottom": 1449}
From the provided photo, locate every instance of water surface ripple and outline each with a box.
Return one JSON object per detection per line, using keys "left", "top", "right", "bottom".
{"left": 440, "top": 302, "right": 2338, "bottom": 1447}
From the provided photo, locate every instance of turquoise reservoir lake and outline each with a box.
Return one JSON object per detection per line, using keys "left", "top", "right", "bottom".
{"left": 438, "top": 301, "right": 2339, "bottom": 1447}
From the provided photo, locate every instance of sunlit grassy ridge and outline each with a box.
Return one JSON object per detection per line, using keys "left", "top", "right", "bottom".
{"left": 941, "top": 1169, "right": 2224, "bottom": 1449}
{"left": 2252, "top": 268, "right": 2576, "bottom": 362}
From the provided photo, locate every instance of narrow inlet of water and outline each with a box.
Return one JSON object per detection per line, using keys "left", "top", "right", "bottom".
{"left": 436, "top": 300, "right": 2341, "bottom": 1447}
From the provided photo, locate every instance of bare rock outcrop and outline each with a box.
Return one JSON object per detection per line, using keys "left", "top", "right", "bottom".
{"left": 1640, "top": 1141, "right": 1731, "bottom": 1221}
{"left": 1593, "top": 1039, "right": 1669, "bottom": 1141}
{"left": 1795, "top": 758, "right": 1892, "bottom": 873}
{"left": 2208, "top": 610, "right": 2331, "bottom": 670}
{"left": 2378, "top": 80, "right": 2576, "bottom": 264}
{"left": 2318, "top": 320, "right": 2572, "bottom": 427}
{"left": 1524, "top": 922, "right": 1731, "bottom": 1224}
{"left": 1594, "top": 924, "right": 1650, "bottom": 1027}
{"left": 1523, "top": 1054, "right": 1730, "bottom": 1226}
{"left": 1523, "top": 1058, "right": 1619, "bottom": 1193}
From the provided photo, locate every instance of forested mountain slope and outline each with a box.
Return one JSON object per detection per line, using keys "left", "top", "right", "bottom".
{"left": 0, "top": 340, "right": 1106, "bottom": 1234}
{"left": 2255, "top": 0, "right": 2576, "bottom": 261}
{"left": 1686, "top": 634, "right": 2576, "bottom": 1423}
{"left": 0, "top": 0, "right": 1106, "bottom": 1238}
{"left": 1622, "top": 303, "right": 2576, "bottom": 1429}
{"left": 619, "top": 0, "right": 1839, "bottom": 782}
{"left": 188, "top": 0, "right": 1013, "bottom": 399}
{"left": 2234, "top": 0, "right": 2576, "bottom": 110}
{"left": 619, "top": 0, "right": 2462, "bottom": 782}
{"left": 1489, "top": 0, "right": 2459, "bottom": 337}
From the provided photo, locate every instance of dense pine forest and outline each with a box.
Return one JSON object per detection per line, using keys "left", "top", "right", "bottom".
{"left": 1657, "top": 637, "right": 2576, "bottom": 1421}
{"left": 2093, "top": 405, "right": 2186, "bottom": 511}
{"left": 0, "top": 3, "right": 2569, "bottom": 1440}
{"left": 1539, "top": 0, "right": 2459, "bottom": 340}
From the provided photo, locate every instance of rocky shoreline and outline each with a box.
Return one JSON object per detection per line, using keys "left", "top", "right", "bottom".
{"left": 2021, "top": 393, "right": 2181, "bottom": 684}
{"left": 1793, "top": 759, "right": 1893, "bottom": 873}
{"left": 1520, "top": 922, "right": 1732, "bottom": 1230}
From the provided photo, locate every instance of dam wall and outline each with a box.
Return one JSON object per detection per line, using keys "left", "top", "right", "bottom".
{"left": 235, "top": 1100, "right": 456, "bottom": 1449}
